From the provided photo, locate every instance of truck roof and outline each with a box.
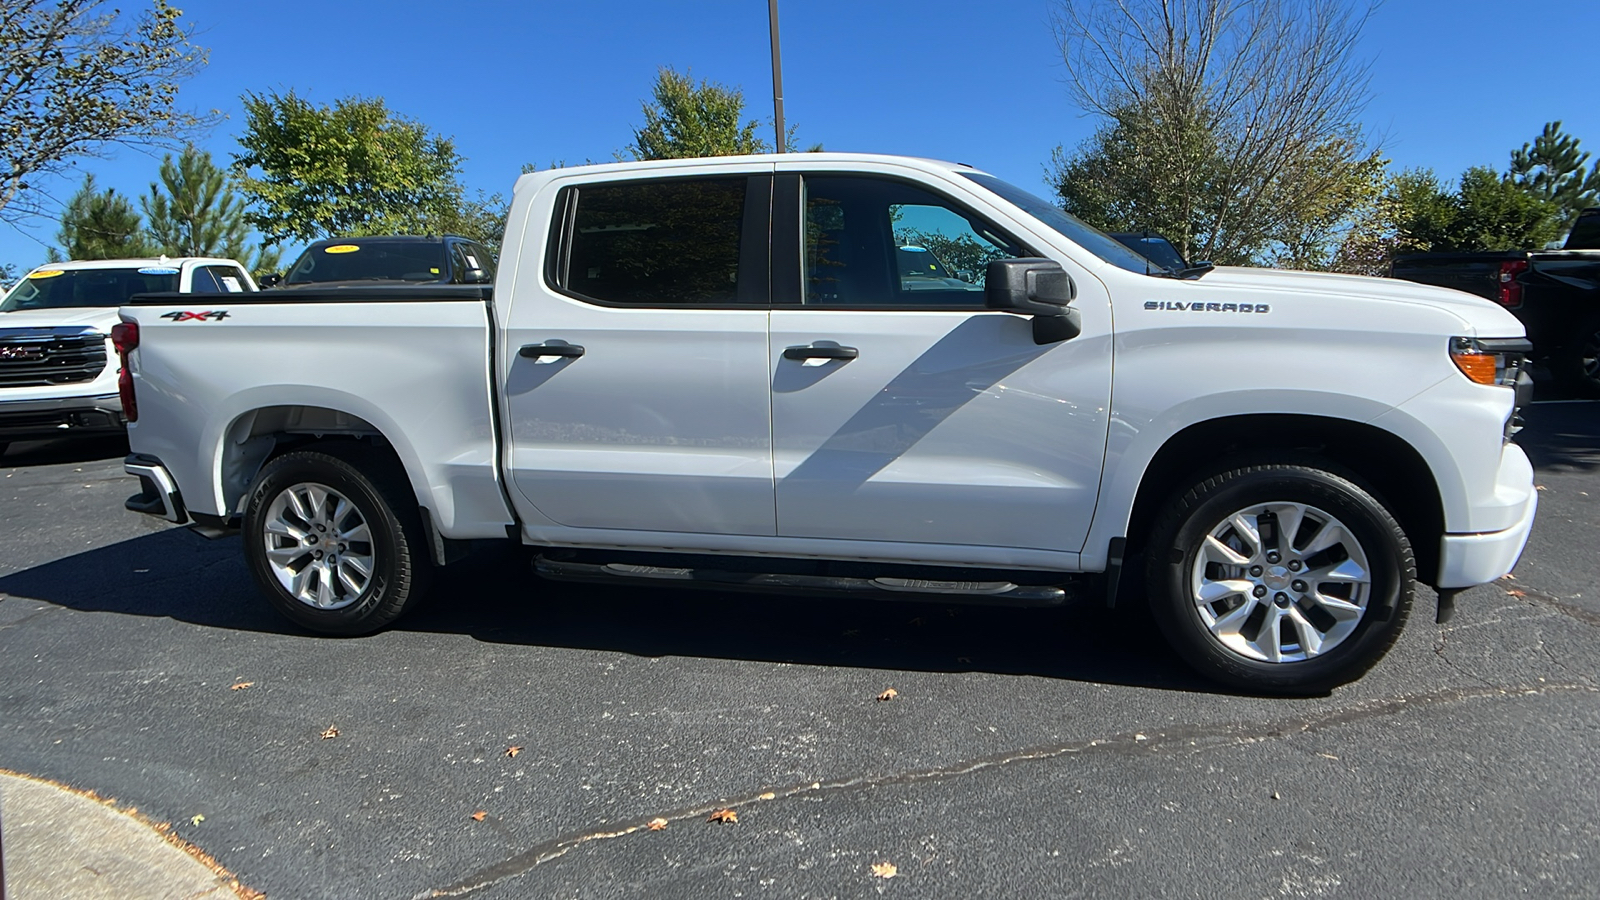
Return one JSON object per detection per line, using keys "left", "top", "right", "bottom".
{"left": 26, "top": 257, "right": 244, "bottom": 273}
{"left": 513, "top": 152, "right": 980, "bottom": 192}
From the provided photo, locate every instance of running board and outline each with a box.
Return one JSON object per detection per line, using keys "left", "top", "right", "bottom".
{"left": 533, "top": 557, "right": 1075, "bottom": 607}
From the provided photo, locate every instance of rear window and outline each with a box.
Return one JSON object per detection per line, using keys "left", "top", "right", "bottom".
{"left": 285, "top": 241, "right": 449, "bottom": 285}
{"left": 1, "top": 267, "right": 181, "bottom": 311}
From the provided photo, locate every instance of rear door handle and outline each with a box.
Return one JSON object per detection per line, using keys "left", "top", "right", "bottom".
{"left": 783, "top": 345, "right": 858, "bottom": 361}
{"left": 520, "top": 342, "right": 585, "bottom": 359}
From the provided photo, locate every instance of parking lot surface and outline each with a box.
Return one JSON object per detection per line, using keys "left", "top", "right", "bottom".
{"left": 1, "top": 403, "right": 1597, "bottom": 899}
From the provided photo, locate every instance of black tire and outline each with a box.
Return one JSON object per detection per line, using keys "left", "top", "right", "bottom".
{"left": 1145, "top": 463, "right": 1414, "bottom": 695}
{"left": 1552, "top": 315, "right": 1600, "bottom": 398}
{"left": 242, "top": 444, "right": 432, "bottom": 636}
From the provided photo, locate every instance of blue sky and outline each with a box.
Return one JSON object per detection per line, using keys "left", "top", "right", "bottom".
{"left": 4, "top": 0, "right": 1598, "bottom": 269}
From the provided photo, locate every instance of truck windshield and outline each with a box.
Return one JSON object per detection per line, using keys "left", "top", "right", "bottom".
{"left": 960, "top": 172, "right": 1167, "bottom": 275}
{"left": 1, "top": 267, "right": 180, "bottom": 311}
{"left": 285, "top": 241, "right": 449, "bottom": 285}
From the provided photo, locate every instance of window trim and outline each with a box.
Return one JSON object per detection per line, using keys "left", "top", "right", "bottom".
{"left": 542, "top": 174, "right": 773, "bottom": 310}
{"left": 776, "top": 172, "right": 1041, "bottom": 312}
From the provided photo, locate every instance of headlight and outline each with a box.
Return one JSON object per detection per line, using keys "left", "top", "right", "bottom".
{"left": 1450, "top": 336, "right": 1531, "bottom": 386}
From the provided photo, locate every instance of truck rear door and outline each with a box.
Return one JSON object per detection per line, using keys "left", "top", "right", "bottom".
{"left": 500, "top": 172, "right": 777, "bottom": 536}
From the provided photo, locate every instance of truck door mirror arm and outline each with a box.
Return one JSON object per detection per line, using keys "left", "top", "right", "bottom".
{"left": 984, "top": 258, "right": 1082, "bottom": 345}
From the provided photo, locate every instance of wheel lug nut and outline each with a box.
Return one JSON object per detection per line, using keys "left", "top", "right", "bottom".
{"left": 1292, "top": 580, "right": 1307, "bottom": 592}
{"left": 1249, "top": 565, "right": 1263, "bottom": 577}
{"left": 1288, "top": 560, "right": 1302, "bottom": 571}
{"left": 1253, "top": 585, "right": 1268, "bottom": 598}
{"left": 316, "top": 524, "right": 326, "bottom": 532}
{"left": 1274, "top": 592, "right": 1290, "bottom": 608}
{"left": 313, "top": 549, "right": 323, "bottom": 559}
{"left": 1266, "top": 551, "right": 1281, "bottom": 564}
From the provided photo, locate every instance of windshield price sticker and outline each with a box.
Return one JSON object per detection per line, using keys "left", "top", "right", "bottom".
{"left": 324, "top": 245, "right": 361, "bottom": 254}
{"left": 28, "top": 270, "right": 64, "bottom": 279}
{"left": 139, "top": 267, "right": 180, "bottom": 275}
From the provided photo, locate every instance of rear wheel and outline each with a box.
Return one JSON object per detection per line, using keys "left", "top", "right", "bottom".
{"left": 1146, "top": 463, "right": 1414, "bottom": 694}
{"left": 242, "top": 445, "right": 431, "bottom": 635}
{"left": 1553, "top": 314, "right": 1600, "bottom": 398}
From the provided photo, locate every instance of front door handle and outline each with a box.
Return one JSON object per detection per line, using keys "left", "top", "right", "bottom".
{"left": 783, "top": 345, "right": 858, "bottom": 361}
{"left": 520, "top": 342, "right": 585, "bottom": 359}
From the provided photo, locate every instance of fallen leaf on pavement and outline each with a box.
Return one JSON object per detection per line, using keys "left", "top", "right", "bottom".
{"left": 647, "top": 818, "right": 668, "bottom": 831}
{"left": 319, "top": 725, "right": 339, "bottom": 740}
{"left": 471, "top": 810, "right": 487, "bottom": 822}
{"left": 506, "top": 746, "right": 523, "bottom": 757}
{"left": 190, "top": 814, "right": 205, "bottom": 826}
{"left": 707, "top": 808, "right": 738, "bottom": 824}
{"left": 877, "top": 688, "right": 898, "bottom": 702}
{"left": 759, "top": 791, "right": 776, "bottom": 800}
{"left": 871, "top": 862, "right": 898, "bottom": 878}
{"left": 230, "top": 682, "right": 254, "bottom": 691}
{"left": 1507, "top": 588, "right": 1526, "bottom": 597}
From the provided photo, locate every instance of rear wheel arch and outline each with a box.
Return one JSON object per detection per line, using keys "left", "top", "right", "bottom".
{"left": 1120, "top": 414, "right": 1445, "bottom": 587}
{"left": 217, "top": 406, "right": 420, "bottom": 522}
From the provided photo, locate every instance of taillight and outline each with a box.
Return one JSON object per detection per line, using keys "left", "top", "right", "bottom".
{"left": 1496, "top": 258, "right": 1529, "bottom": 308}
{"left": 111, "top": 321, "right": 139, "bottom": 423}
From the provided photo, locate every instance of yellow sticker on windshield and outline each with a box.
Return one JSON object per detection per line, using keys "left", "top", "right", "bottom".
{"left": 429, "top": 268, "right": 439, "bottom": 274}
{"left": 28, "top": 269, "right": 65, "bottom": 279}
{"left": 323, "top": 244, "right": 360, "bottom": 254}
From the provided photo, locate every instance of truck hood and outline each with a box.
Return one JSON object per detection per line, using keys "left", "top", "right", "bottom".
{"left": 0, "top": 306, "right": 120, "bottom": 333}
{"left": 1201, "top": 266, "right": 1525, "bottom": 337}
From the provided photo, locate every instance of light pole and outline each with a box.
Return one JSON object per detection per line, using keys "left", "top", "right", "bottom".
{"left": 768, "top": 0, "right": 786, "bottom": 153}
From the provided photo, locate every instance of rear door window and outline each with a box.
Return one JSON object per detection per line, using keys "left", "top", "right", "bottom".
{"left": 556, "top": 176, "right": 759, "bottom": 306}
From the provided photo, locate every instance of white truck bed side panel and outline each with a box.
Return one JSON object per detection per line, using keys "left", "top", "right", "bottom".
{"left": 124, "top": 300, "right": 511, "bottom": 537}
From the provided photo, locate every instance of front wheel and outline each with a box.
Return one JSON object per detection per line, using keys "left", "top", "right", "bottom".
{"left": 242, "top": 445, "right": 432, "bottom": 636}
{"left": 1146, "top": 463, "right": 1414, "bottom": 694}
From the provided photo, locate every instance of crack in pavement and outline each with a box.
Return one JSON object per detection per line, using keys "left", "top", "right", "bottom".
{"left": 410, "top": 680, "right": 1597, "bottom": 899}
{"left": 1507, "top": 580, "right": 1600, "bottom": 629}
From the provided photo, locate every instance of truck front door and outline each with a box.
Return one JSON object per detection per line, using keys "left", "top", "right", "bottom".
{"left": 768, "top": 171, "right": 1112, "bottom": 555}
{"left": 501, "top": 173, "right": 776, "bottom": 536}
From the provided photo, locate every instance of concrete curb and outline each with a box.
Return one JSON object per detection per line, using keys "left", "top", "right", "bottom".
{"left": 0, "top": 769, "right": 260, "bottom": 900}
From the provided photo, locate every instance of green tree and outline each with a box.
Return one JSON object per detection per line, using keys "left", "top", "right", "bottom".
{"left": 1508, "top": 121, "right": 1600, "bottom": 231}
{"left": 56, "top": 174, "right": 156, "bottom": 259}
{"left": 1048, "top": 0, "right": 1384, "bottom": 267}
{"left": 142, "top": 145, "right": 281, "bottom": 275}
{"left": 1452, "top": 166, "right": 1564, "bottom": 252}
{"left": 232, "top": 90, "right": 469, "bottom": 244}
{"left": 628, "top": 68, "right": 780, "bottom": 160}
{"left": 0, "top": 1, "right": 208, "bottom": 224}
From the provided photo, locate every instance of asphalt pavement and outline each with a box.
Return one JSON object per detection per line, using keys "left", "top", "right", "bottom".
{"left": 0, "top": 400, "right": 1596, "bottom": 899}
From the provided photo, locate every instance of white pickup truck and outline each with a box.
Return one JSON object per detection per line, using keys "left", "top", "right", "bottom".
{"left": 0, "top": 257, "right": 256, "bottom": 456}
{"left": 114, "top": 153, "right": 1537, "bottom": 693}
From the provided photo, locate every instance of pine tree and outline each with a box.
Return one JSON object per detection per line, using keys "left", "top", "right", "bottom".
{"left": 143, "top": 146, "right": 281, "bottom": 275}
{"left": 1508, "top": 121, "right": 1600, "bottom": 231}
{"left": 57, "top": 174, "right": 156, "bottom": 260}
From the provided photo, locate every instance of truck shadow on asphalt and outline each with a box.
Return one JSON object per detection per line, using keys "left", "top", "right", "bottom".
{"left": 1522, "top": 401, "right": 1600, "bottom": 472}
{"left": 0, "top": 530, "right": 1216, "bottom": 695}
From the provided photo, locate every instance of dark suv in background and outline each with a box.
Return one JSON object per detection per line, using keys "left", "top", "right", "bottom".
{"left": 264, "top": 235, "right": 496, "bottom": 289}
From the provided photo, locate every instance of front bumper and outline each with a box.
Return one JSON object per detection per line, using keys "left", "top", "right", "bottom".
{"left": 1436, "top": 443, "right": 1538, "bottom": 588}
{"left": 0, "top": 393, "right": 124, "bottom": 441}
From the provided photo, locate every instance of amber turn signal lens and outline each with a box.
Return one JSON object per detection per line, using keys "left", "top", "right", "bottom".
{"left": 1451, "top": 351, "right": 1498, "bottom": 385}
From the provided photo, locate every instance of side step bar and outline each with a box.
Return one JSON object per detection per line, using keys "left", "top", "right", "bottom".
{"left": 534, "top": 556, "right": 1075, "bottom": 608}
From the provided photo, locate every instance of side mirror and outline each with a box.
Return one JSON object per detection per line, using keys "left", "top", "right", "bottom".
{"left": 985, "top": 258, "right": 1075, "bottom": 315}
{"left": 985, "top": 258, "right": 1081, "bottom": 345}
{"left": 461, "top": 267, "right": 492, "bottom": 285}
{"left": 258, "top": 273, "right": 281, "bottom": 288}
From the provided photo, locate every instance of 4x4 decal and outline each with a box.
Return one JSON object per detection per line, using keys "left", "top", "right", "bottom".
{"left": 160, "top": 310, "right": 231, "bottom": 322}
